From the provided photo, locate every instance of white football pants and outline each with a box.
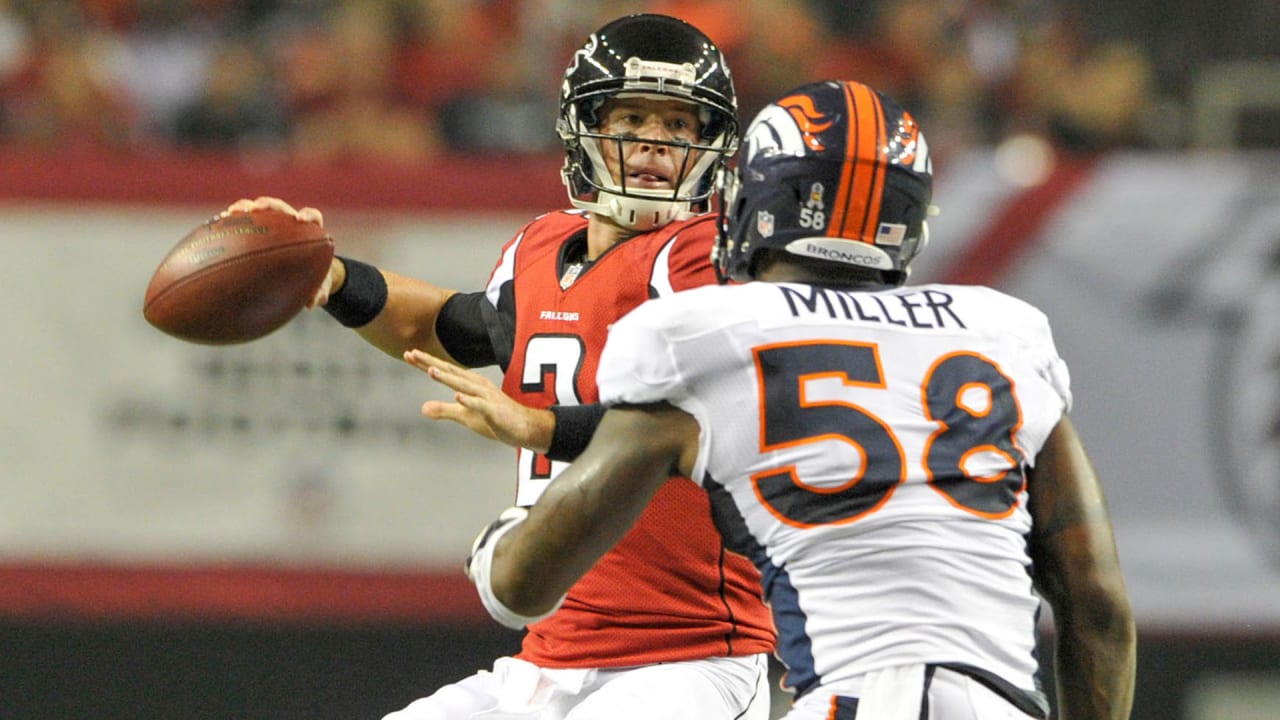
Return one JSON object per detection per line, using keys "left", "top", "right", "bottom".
{"left": 382, "top": 652, "right": 772, "bottom": 720}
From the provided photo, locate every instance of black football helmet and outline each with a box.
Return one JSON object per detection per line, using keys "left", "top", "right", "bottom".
{"left": 558, "top": 14, "right": 739, "bottom": 230}
{"left": 715, "top": 80, "right": 934, "bottom": 284}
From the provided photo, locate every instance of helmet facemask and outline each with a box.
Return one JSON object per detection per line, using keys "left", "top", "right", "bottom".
{"left": 563, "top": 95, "right": 734, "bottom": 230}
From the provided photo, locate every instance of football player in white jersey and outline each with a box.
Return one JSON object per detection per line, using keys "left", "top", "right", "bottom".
{"left": 459, "top": 79, "right": 1137, "bottom": 720}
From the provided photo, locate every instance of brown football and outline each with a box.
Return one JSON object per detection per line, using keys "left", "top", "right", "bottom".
{"left": 143, "top": 209, "right": 334, "bottom": 345}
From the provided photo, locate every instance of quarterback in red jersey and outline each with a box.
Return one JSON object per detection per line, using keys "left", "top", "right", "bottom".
{"left": 228, "top": 13, "right": 775, "bottom": 720}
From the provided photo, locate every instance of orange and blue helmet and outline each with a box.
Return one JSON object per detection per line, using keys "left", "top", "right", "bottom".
{"left": 716, "top": 80, "right": 933, "bottom": 284}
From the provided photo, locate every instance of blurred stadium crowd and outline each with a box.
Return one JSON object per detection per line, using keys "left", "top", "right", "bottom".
{"left": 0, "top": 0, "right": 1274, "bottom": 165}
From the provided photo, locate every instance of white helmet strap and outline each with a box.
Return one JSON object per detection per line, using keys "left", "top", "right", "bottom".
{"left": 571, "top": 130, "right": 725, "bottom": 231}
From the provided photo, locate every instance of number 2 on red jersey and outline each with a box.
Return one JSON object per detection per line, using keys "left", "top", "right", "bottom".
{"left": 515, "top": 335, "right": 584, "bottom": 502}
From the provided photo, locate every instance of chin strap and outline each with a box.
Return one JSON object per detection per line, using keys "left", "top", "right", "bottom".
{"left": 568, "top": 191, "right": 691, "bottom": 231}
{"left": 465, "top": 507, "right": 566, "bottom": 630}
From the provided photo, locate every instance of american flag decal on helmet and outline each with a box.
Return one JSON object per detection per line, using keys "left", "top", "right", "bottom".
{"left": 876, "top": 223, "right": 906, "bottom": 247}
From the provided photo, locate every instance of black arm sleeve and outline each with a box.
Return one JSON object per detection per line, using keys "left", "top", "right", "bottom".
{"left": 435, "top": 291, "right": 500, "bottom": 368}
{"left": 546, "top": 403, "right": 608, "bottom": 461}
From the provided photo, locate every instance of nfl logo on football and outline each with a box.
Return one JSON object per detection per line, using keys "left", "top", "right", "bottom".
{"left": 757, "top": 210, "right": 775, "bottom": 238}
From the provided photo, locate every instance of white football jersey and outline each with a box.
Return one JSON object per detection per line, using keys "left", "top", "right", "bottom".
{"left": 597, "top": 281, "right": 1071, "bottom": 704}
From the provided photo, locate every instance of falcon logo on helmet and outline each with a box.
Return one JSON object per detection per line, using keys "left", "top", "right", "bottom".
{"left": 716, "top": 80, "right": 934, "bottom": 285}
{"left": 558, "top": 14, "right": 739, "bottom": 231}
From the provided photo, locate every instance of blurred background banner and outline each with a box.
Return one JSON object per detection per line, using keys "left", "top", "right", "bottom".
{"left": 0, "top": 1, "right": 1277, "bottom": 719}
{"left": 3, "top": 149, "right": 1278, "bottom": 623}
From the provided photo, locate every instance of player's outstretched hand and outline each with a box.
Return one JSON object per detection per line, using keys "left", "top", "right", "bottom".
{"left": 221, "top": 197, "right": 337, "bottom": 308}
{"left": 405, "top": 350, "right": 554, "bottom": 453}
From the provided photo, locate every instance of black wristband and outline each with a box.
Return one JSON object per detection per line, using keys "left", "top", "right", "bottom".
{"left": 323, "top": 256, "right": 387, "bottom": 328}
{"left": 546, "top": 403, "right": 608, "bottom": 461}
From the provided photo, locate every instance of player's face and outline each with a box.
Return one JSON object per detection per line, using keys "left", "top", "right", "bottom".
{"left": 597, "top": 96, "right": 703, "bottom": 191}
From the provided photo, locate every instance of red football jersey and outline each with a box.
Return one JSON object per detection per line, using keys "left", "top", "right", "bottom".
{"left": 482, "top": 210, "right": 776, "bottom": 668}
